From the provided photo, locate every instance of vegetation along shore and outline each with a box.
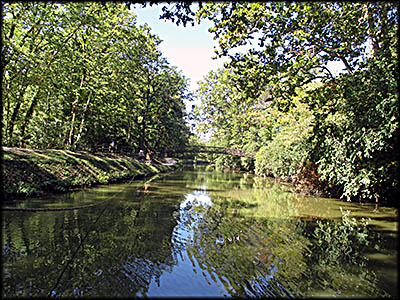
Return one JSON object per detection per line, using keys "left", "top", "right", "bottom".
{"left": 2, "top": 147, "right": 181, "bottom": 200}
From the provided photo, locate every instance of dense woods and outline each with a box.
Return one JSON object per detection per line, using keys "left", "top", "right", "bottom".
{"left": 2, "top": 2, "right": 191, "bottom": 154}
{"left": 1, "top": 3, "right": 398, "bottom": 297}
{"left": 2, "top": 2, "right": 398, "bottom": 205}
{"left": 157, "top": 2, "right": 398, "bottom": 204}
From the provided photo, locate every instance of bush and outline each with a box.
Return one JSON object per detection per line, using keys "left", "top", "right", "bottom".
{"left": 307, "top": 59, "right": 398, "bottom": 204}
{"left": 215, "top": 154, "right": 243, "bottom": 170}
{"left": 255, "top": 101, "right": 313, "bottom": 180}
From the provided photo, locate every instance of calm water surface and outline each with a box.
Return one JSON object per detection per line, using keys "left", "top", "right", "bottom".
{"left": 2, "top": 166, "right": 398, "bottom": 297}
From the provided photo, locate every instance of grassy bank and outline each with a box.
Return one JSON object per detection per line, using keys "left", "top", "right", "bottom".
{"left": 2, "top": 147, "right": 181, "bottom": 200}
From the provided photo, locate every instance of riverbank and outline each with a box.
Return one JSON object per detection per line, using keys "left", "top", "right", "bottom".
{"left": 2, "top": 147, "right": 182, "bottom": 200}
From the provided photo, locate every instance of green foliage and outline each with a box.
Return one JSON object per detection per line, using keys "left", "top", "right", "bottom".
{"left": 165, "top": 2, "right": 398, "bottom": 204}
{"left": 2, "top": 2, "right": 191, "bottom": 154}
{"left": 214, "top": 155, "right": 241, "bottom": 170}
{"left": 193, "top": 68, "right": 273, "bottom": 170}
{"left": 2, "top": 148, "right": 179, "bottom": 198}
{"left": 255, "top": 101, "right": 314, "bottom": 178}
{"left": 306, "top": 57, "right": 398, "bottom": 202}
{"left": 159, "top": 2, "right": 395, "bottom": 103}
{"left": 255, "top": 140, "right": 303, "bottom": 179}
{"left": 313, "top": 207, "right": 376, "bottom": 266}
{"left": 97, "top": 173, "right": 110, "bottom": 184}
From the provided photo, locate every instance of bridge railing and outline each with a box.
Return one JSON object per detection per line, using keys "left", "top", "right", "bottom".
{"left": 77, "top": 144, "right": 255, "bottom": 158}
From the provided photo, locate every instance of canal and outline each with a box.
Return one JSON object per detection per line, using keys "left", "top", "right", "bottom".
{"left": 2, "top": 165, "right": 398, "bottom": 297}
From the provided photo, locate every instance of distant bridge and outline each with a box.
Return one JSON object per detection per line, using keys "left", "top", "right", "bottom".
{"left": 87, "top": 144, "right": 256, "bottom": 159}
{"left": 168, "top": 146, "right": 256, "bottom": 158}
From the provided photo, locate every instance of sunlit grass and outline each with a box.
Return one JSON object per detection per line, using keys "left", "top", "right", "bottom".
{"left": 2, "top": 147, "right": 180, "bottom": 199}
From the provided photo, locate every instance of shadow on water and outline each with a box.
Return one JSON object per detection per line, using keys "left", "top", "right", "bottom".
{"left": 2, "top": 191, "right": 183, "bottom": 297}
{"left": 2, "top": 165, "right": 398, "bottom": 298}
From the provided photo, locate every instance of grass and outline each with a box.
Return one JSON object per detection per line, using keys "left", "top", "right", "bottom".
{"left": 2, "top": 147, "right": 181, "bottom": 200}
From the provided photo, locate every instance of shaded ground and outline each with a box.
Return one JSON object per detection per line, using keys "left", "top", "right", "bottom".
{"left": 1, "top": 147, "right": 181, "bottom": 200}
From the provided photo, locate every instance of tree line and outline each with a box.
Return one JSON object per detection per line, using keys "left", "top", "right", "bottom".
{"left": 155, "top": 2, "right": 398, "bottom": 205}
{"left": 2, "top": 2, "right": 192, "bottom": 154}
{"left": 2, "top": 2, "right": 398, "bottom": 204}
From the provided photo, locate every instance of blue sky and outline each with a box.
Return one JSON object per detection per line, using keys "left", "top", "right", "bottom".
{"left": 131, "top": 4, "right": 347, "bottom": 101}
{"left": 130, "top": 3, "right": 347, "bottom": 141}
{"left": 131, "top": 4, "right": 228, "bottom": 93}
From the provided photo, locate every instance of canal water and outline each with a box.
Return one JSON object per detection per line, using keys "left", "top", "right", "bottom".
{"left": 2, "top": 165, "right": 398, "bottom": 297}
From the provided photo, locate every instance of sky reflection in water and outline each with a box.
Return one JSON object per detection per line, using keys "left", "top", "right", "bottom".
{"left": 2, "top": 166, "right": 398, "bottom": 298}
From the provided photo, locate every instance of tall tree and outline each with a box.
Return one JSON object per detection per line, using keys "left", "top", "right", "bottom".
{"left": 154, "top": 2, "right": 398, "bottom": 203}
{"left": 2, "top": 2, "right": 192, "bottom": 153}
{"left": 153, "top": 2, "right": 397, "bottom": 105}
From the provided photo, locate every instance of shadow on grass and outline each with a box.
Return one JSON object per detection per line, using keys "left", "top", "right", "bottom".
{"left": 2, "top": 159, "right": 62, "bottom": 200}
{"left": 2, "top": 147, "right": 176, "bottom": 200}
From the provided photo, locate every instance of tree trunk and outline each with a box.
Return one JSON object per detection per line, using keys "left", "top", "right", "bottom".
{"left": 7, "top": 86, "right": 28, "bottom": 146}
{"left": 67, "top": 72, "right": 87, "bottom": 148}
{"left": 139, "top": 85, "right": 152, "bottom": 151}
{"left": 19, "top": 90, "right": 41, "bottom": 147}
{"left": 74, "top": 90, "right": 92, "bottom": 147}
{"left": 68, "top": 108, "right": 76, "bottom": 147}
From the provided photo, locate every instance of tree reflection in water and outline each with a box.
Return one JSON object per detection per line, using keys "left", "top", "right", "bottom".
{"left": 177, "top": 167, "right": 395, "bottom": 298}
{"left": 2, "top": 181, "right": 185, "bottom": 297}
{"left": 2, "top": 166, "right": 397, "bottom": 298}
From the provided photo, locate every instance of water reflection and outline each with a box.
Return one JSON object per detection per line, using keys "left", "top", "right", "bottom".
{"left": 2, "top": 166, "right": 397, "bottom": 297}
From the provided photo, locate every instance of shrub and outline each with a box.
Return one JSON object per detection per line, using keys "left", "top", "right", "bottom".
{"left": 307, "top": 59, "right": 398, "bottom": 204}
{"left": 255, "top": 101, "right": 313, "bottom": 180}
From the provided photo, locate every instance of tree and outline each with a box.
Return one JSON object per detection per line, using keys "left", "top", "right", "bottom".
{"left": 2, "top": 2, "right": 192, "bottom": 154}
{"left": 152, "top": 2, "right": 396, "bottom": 103}
{"left": 194, "top": 67, "right": 273, "bottom": 169}
{"left": 154, "top": 2, "right": 398, "bottom": 203}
